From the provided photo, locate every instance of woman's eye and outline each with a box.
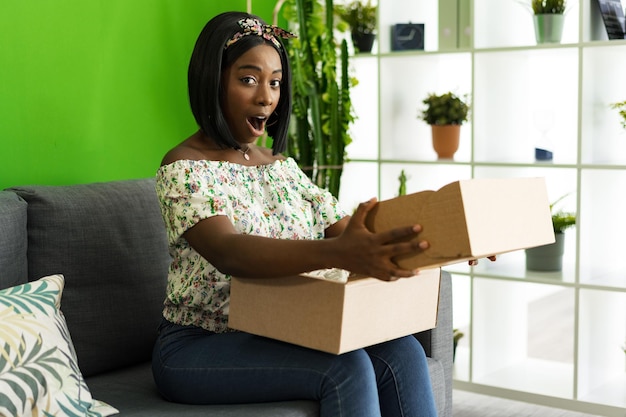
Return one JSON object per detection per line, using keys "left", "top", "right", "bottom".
{"left": 241, "top": 76, "right": 257, "bottom": 85}
{"left": 270, "top": 79, "right": 282, "bottom": 88}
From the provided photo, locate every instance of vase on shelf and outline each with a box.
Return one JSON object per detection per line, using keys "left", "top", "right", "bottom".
{"left": 352, "top": 31, "right": 376, "bottom": 53}
{"left": 525, "top": 233, "right": 565, "bottom": 271}
{"left": 533, "top": 14, "right": 565, "bottom": 44}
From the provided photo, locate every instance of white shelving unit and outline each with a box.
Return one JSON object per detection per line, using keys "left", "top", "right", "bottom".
{"left": 338, "top": 1, "right": 626, "bottom": 416}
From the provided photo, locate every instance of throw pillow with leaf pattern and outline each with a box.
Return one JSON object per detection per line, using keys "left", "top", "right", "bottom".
{"left": 0, "top": 274, "right": 118, "bottom": 417}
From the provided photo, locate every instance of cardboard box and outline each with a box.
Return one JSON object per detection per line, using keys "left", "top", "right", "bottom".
{"left": 365, "top": 177, "right": 555, "bottom": 270}
{"left": 229, "top": 268, "right": 441, "bottom": 354}
{"left": 229, "top": 177, "right": 551, "bottom": 354}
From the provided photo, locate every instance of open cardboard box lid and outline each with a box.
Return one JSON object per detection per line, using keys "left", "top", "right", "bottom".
{"left": 365, "top": 177, "right": 555, "bottom": 269}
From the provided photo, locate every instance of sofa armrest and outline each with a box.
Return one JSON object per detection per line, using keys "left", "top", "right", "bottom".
{"left": 415, "top": 269, "right": 452, "bottom": 360}
{"left": 414, "top": 269, "right": 453, "bottom": 415}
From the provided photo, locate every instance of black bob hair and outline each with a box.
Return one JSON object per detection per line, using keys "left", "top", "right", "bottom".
{"left": 188, "top": 11, "right": 292, "bottom": 154}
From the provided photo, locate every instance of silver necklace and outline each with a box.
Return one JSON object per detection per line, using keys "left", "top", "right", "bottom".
{"left": 236, "top": 146, "right": 250, "bottom": 161}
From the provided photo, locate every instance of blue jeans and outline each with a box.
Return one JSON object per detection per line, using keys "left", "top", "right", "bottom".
{"left": 152, "top": 319, "right": 438, "bottom": 417}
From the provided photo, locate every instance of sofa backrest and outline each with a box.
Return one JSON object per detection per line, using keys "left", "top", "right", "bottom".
{"left": 0, "top": 191, "right": 28, "bottom": 289}
{"left": 7, "top": 178, "right": 171, "bottom": 377}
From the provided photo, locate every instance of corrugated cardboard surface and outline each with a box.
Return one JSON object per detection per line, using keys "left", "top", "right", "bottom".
{"left": 229, "top": 268, "right": 441, "bottom": 354}
{"left": 365, "top": 177, "right": 554, "bottom": 270}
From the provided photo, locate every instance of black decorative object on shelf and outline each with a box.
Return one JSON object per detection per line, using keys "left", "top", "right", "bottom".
{"left": 596, "top": 0, "right": 626, "bottom": 39}
{"left": 535, "top": 147, "right": 553, "bottom": 162}
{"left": 391, "top": 23, "right": 425, "bottom": 51}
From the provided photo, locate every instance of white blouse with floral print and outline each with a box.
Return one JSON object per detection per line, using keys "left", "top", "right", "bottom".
{"left": 156, "top": 158, "right": 348, "bottom": 333}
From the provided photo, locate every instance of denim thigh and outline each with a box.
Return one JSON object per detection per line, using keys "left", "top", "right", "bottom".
{"left": 152, "top": 319, "right": 381, "bottom": 417}
{"left": 152, "top": 320, "right": 436, "bottom": 417}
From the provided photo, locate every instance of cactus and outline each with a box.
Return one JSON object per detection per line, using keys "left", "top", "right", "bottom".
{"left": 281, "top": 0, "right": 355, "bottom": 198}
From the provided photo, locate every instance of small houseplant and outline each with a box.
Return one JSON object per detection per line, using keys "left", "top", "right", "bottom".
{"left": 519, "top": 0, "right": 568, "bottom": 43}
{"left": 530, "top": 0, "right": 566, "bottom": 14}
{"left": 419, "top": 92, "right": 469, "bottom": 126}
{"left": 453, "top": 328, "right": 464, "bottom": 362}
{"left": 398, "top": 169, "right": 407, "bottom": 197}
{"left": 526, "top": 193, "right": 576, "bottom": 272}
{"left": 610, "top": 100, "right": 626, "bottom": 129}
{"left": 418, "top": 92, "right": 469, "bottom": 159}
{"left": 335, "top": 0, "right": 377, "bottom": 53}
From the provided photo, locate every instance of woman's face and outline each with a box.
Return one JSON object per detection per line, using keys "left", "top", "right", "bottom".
{"left": 221, "top": 44, "right": 282, "bottom": 144}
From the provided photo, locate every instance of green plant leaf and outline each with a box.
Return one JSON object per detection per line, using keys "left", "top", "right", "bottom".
{"left": 419, "top": 92, "right": 470, "bottom": 125}
{"left": 0, "top": 392, "right": 19, "bottom": 417}
{"left": 0, "top": 334, "right": 66, "bottom": 416}
{"left": 0, "top": 281, "right": 59, "bottom": 315}
{"left": 610, "top": 100, "right": 626, "bottom": 129}
{"left": 531, "top": 0, "right": 566, "bottom": 14}
{"left": 549, "top": 193, "right": 576, "bottom": 233}
{"left": 284, "top": 0, "right": 355, "bottom": 198}
{"left": 58, "top": 394, "right": 91, "bottom": 417}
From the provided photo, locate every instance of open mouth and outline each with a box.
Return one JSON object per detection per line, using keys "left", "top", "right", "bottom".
{"left": 247, "top": 116, "right": 267, "bottom": 135}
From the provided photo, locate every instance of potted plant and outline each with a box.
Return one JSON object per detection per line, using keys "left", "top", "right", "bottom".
{"left": 278, "top": 0, "right": 356, "bottom": 198}
{"left": 398, "top": 169, "right": 407, "bottom": 196}
{"left": 335, "top": 0, "right": 377, "bottom": 53}
{"left": 418, "top": 92, "right": 469, "bottom": 159}
{"left": 453, "top": 328, "right": 464, "bottom": 362}
{"left": 610, "top": 100, "right": 626, "bottom": 129}
{"left": 519, "top": 0, "right": 568, "bottom": 43}
{"left": 525, "top": 193, "right": 576, "bottom": 272}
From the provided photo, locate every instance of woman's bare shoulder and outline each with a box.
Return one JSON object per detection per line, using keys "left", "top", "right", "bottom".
{"left": 160, "top": 132, "right": 210, "bottom": 166}
{"left": 161, "top": 145, "right": 200, "bottom": 166}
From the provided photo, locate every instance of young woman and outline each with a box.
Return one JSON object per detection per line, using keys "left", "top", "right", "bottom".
{"left": 152, "top": 11, "right": 438, "bottom": 417}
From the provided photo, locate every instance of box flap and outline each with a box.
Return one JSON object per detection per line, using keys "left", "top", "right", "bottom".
{"left": 365, "top": 177, "right": 555, "bottom": 270}
{"left": 364, "top": 182, "right": 473, "bottom": 267}
{"left": 459, "top": 178, "right": 555, "bottom": 255}
{"left": 411, "top": 181, "right": 472, "bottom": 259}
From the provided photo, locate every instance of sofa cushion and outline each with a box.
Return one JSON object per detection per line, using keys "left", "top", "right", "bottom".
{"left": 88, "top": 363, "right": 319, "bottom": 417}
{"left": 0, "top": 274, "right": 118, "bottom": 416}
{"left": 0, "top": 191, "right": 28, "bottom": 290}
{"left": 10, "top": 179, "right": 171, "bottom": 377}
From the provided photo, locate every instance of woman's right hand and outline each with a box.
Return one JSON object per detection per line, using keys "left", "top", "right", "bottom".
{"left": 333, "top": 198, "right": 429, "bottom": 281}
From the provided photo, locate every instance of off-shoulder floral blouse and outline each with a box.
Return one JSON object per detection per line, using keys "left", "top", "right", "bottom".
{"left": 155, "top": 158, "right": 347, "bottom": 333}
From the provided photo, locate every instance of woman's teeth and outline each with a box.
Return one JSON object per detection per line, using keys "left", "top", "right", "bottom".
{"left": 249, "top": 117, "right": 266, "bottom": 130}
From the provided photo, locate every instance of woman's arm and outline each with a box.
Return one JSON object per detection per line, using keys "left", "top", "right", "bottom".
{"left": 183, "top": 198, "right": 429, "bottom": 281}
{"left": 324, "top": 216, "right": 349, "bottom": 238}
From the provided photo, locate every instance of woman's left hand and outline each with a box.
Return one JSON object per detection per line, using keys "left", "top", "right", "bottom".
{"left": 468, "top": 255, "right": 497, "bottom": 266}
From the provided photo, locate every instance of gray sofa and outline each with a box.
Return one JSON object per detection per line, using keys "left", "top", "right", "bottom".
{"left": 0, "top": 178, "right": 453, "bottom": 417}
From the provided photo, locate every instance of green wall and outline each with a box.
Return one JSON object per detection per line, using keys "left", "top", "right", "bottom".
{"left": 0, "top": 1, "right": 278, "bottom": 189}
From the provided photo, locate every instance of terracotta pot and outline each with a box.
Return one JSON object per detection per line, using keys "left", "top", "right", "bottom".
{"left": 431, "top": 124, "right": 460, "bottom": 159}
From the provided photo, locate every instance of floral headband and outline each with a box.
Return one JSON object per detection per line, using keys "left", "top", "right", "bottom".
{"left": 225, "top": 17, "right": 296, "bottom": 50}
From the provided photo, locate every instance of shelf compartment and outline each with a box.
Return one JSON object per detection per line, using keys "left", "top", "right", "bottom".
{"left": 379, "top": 53, "right": 472, "bottom": 162}
{"left": 473, "top": 0, "right": 579, "bottom": 49}
{"left": 346, "top": 56, "right": 379, "bottom": 160}
{"left": 581, "top": 45, "right": 626, "bottom": 166}
{"left": 577, "top": 289, "right": 626, "bottom": 409}
{"left": 473, "top": 48, "right": 579, "bottom": 164}
{"left": 579, "top": 170, "right": 626, "bottom": 288}
{"left": 338, "top": 161, "right": 379, "bottom": 212}
{"left": 379, "top": 162, "right": 471, "bottom": 200}
{"left": 472, "top": 278, "right": 575, "bottom": 398}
